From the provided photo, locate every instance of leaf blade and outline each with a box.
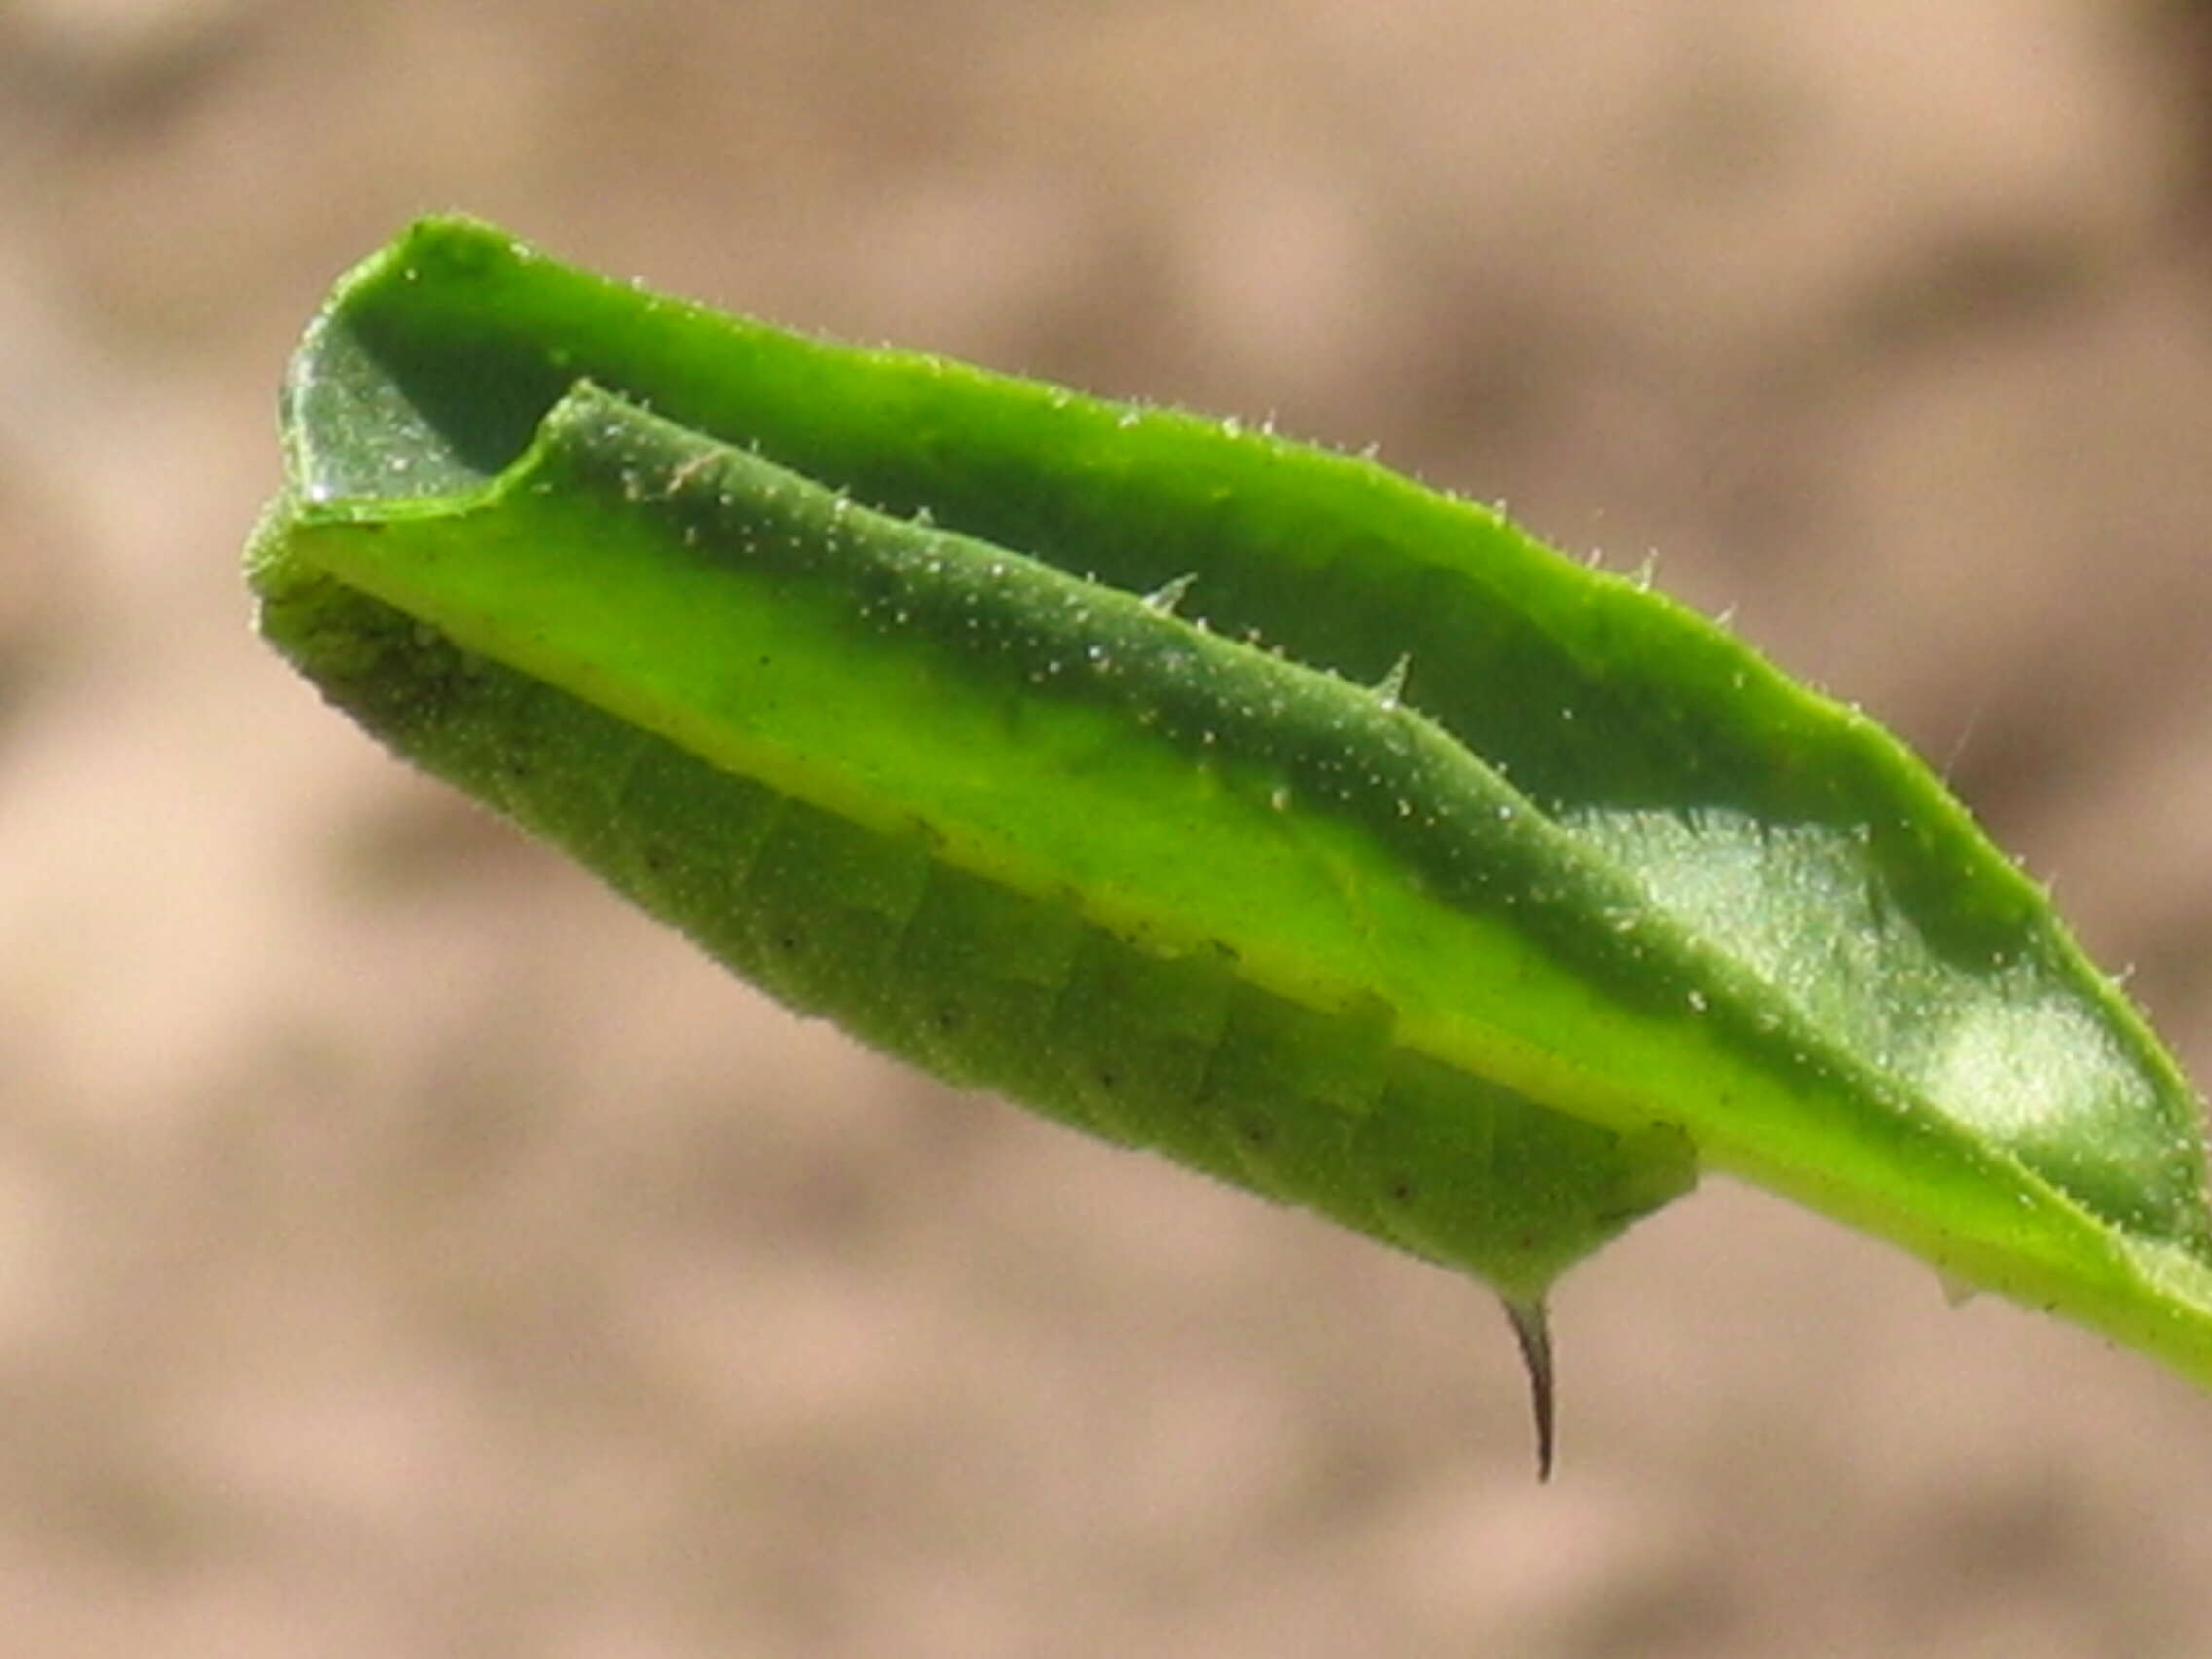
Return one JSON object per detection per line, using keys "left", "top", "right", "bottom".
{"left": 250, "top": 216, "right": 2212, "bottom": 1388}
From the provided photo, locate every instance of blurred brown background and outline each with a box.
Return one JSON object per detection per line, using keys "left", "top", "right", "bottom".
{"left": 6, "top": 1, "right": 2212, "bottom": 1653}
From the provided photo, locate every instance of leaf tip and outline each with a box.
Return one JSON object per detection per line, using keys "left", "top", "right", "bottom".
{"left": 1503, "top": 1295, "right": 1557, "bottom": 1481}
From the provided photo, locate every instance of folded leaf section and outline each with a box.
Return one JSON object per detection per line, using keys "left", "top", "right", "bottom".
{"left": 281, "top": 217, "right": 2209, "bottom": 1259}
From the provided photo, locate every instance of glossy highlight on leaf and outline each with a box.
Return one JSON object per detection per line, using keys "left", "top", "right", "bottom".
{"left": 247, "top": 217, "right": 2212, "bottom": 1449}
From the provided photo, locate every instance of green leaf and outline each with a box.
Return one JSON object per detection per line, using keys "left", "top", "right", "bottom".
{"left": 247, "top": 216, "right": 2212, "bottom": 1428}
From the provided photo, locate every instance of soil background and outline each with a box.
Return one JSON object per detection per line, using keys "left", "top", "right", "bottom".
{"left": 6, "top": 3, "right": 2212, "bottom": 1653}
